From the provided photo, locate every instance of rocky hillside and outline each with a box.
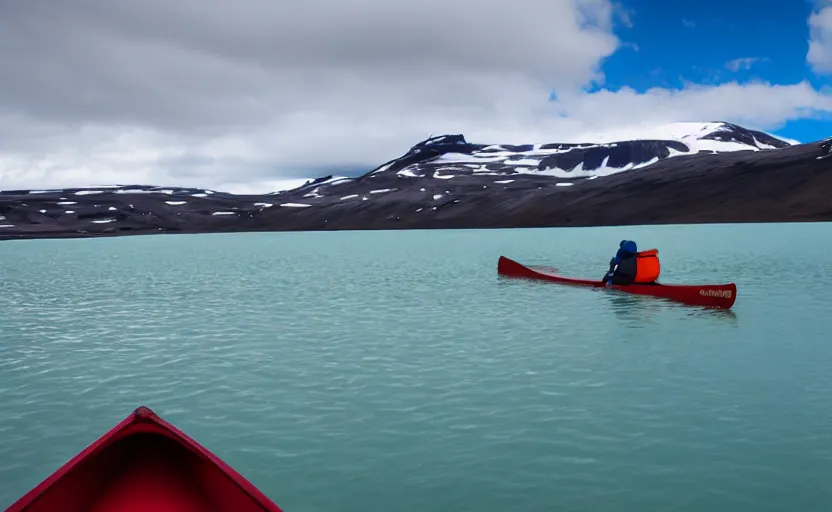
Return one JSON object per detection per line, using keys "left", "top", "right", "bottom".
{"left": 1, "top": 122, "right": 830, "bottom": 241}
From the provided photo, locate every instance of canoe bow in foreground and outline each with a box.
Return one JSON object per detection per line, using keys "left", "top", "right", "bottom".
{"left": 497, "top": 256, "right": 737, "bottom": 309}
{"left": 7, "top": 406, "right": 283, "bottom": 512}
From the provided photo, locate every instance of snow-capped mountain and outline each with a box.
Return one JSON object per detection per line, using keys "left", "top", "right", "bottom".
{"left": 261, "top": 121, "right": 796, "bottom": 203}
{"left": 352, "top": 121, "right": 794, "bottom": 182}
{"left": 272, "top": 121, "right": 795, "bottom": 197}
{"left": 0, "top": 121, "right": 826, "bottom": 240}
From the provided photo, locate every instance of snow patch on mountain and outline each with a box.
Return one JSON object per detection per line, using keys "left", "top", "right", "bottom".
{"left": 819, "top": 137, "right": 832, "bottom": 160}
{"left": 368, "top": 121, "right": 794, "bottom": 184}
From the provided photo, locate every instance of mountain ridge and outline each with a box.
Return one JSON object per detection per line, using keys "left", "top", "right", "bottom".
{"left": 0, "top": 122, "right": 829, "bottom": 241}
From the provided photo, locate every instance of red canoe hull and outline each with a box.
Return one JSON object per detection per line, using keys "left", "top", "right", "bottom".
{"left": 6, "top": 406, "right": 283, "bottom": 512}
{"left": 497, "top": 256, "right": 737, "bottom": 309}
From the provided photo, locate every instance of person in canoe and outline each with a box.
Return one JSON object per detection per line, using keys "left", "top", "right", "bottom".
{"left": 602, "top": 240, "right": 661, "bottom": 285}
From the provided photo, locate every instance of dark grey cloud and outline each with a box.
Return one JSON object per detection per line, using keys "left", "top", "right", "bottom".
{"left": 0, "top": 0, "right": 828, "bottom": 192}
{"left": 0, "top": 0, "right": 619, "bottom": 128}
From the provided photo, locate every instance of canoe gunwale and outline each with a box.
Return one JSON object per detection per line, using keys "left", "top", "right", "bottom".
{"left": 6, "top": 406, "right": 283, "bottom": 512}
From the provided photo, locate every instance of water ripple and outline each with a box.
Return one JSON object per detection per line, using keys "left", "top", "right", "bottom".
{"left": 1, "top": 226, "right": 832, "bottom": 511}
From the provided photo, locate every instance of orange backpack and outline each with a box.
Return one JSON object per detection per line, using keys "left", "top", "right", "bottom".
{"left": 634, "top": 249, "right": 661, "bottom": 283}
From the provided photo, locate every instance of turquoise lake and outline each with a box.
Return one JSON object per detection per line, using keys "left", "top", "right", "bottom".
{"left": 2, "top": 223, "right": 831, "bottom": 511}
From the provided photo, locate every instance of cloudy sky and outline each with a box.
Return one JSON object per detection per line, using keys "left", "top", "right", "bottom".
{"left": 1, "top": 0, "right": 831, "bottom": 193}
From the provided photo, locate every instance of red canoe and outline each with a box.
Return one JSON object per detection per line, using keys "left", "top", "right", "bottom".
{"left": 7, "top": 406, "right": 283, "bottom": 512}
{"left": 497, "top": 256, "right": 737, "bottom": 309}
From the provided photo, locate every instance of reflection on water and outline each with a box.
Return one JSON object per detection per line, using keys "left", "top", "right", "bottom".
{"left": 684, "top": 306, "right": 738, "bottom": 323}
{"left": 598, "top": 288, "right": 739, "bottom": 328}
{"left": 497, "top": 274, "right": 738, "bottom": 330}
{"left": 600, "top": 291, "right": 661, "bottom": 329}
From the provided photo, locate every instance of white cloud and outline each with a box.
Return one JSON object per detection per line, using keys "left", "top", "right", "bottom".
{"left": 0, "top": 0, "right": 830, "bottom": 193}
{"left": 725, "top": 57, "right": 766, "bottom": 72}
{"left": 808, "top": 6, "right": 832, "bottom": 74}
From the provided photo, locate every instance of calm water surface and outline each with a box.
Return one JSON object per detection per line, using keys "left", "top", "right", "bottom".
{"left": 2, "top": 224, "right": 832, "bottom": 511}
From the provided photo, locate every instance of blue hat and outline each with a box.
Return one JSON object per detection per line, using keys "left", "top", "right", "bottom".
{"left": 619, "top": 240, "right": 637, "bottom": 253}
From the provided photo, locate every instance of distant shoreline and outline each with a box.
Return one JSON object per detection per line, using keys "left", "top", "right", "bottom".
{"left": 2, "top": 216, "right": 831, "bottom": 243}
